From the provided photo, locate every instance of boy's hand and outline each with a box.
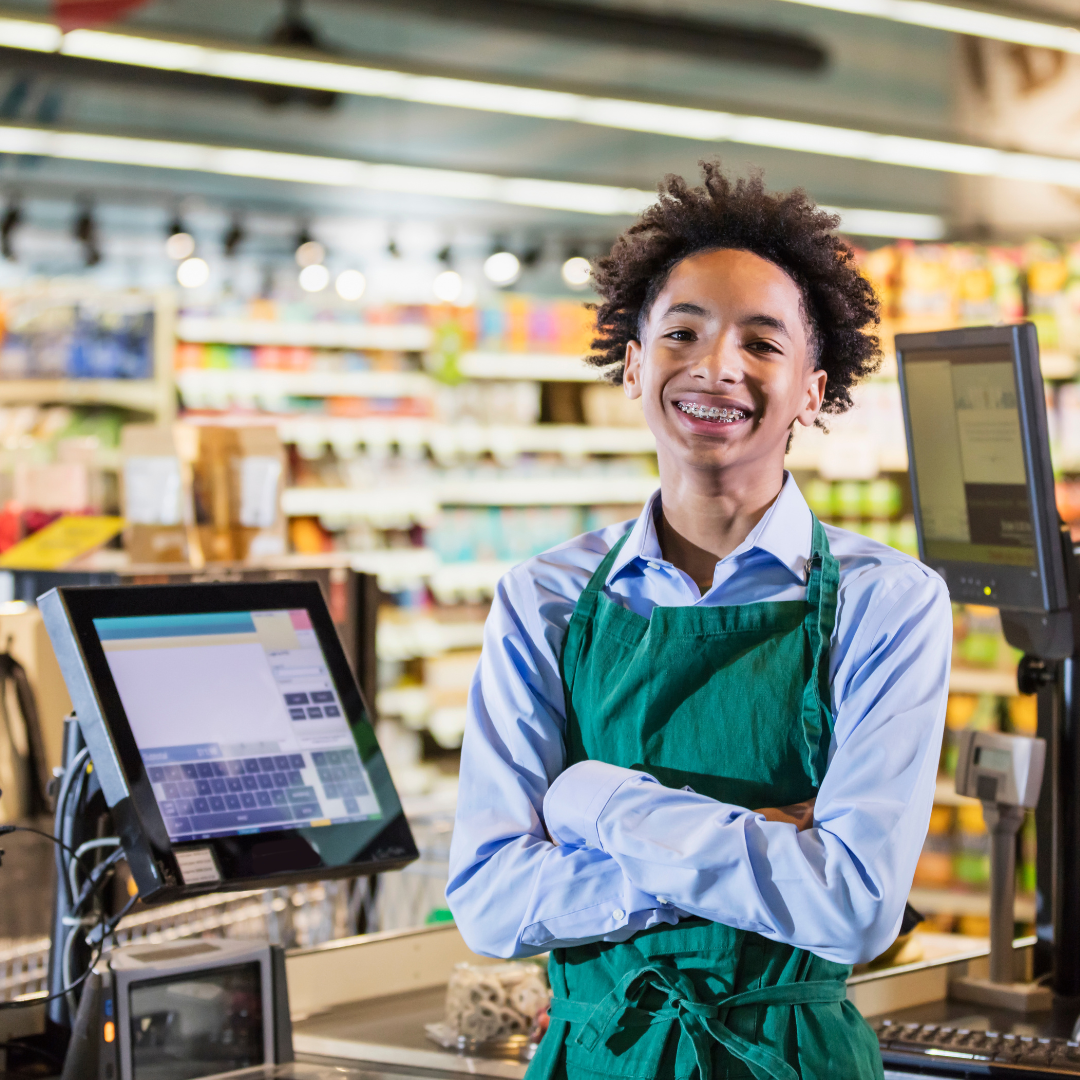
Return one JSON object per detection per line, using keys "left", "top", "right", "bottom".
{"left": 754, "top": 799, "right": 816, "bottom": 831}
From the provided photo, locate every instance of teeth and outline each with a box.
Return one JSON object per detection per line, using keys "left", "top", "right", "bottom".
{"left": 677, "top": 402, "right": 747, "bottom": 423}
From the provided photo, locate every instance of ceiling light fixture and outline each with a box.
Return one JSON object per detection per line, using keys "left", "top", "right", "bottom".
{"left": 0, "top": 123, "right": 946, "bottom": 234}
{"left": 484, "top": 250, "right": 521, "bottom": 286}
{"left": 298, "top": 262, "right": 329, "bottom": 292}
{"left": 1, "top": 200, "right": 21, "bottom": 261}
{"left": 165, "top": 215, "right": 195, "bottom": 260}
{"left": 294, "top": 228, "right": 324, "bottom": 267}
{"left": 335, "top": 269, "right": 366, "bottom": 300}
{"left": 768, "top": 0, "right": 1080, "bottom": 54}
{"left": 222, "top": 214, "right": 244, "bottom": 257}
{"left": 0, "top": 14, "right": 1074, "bottom": 183}
{"left": 434, "top": 269, "right": 464, "bottom": 303}
{"left": 73, "top": 201, "right": 100, "bottom": 267}
{"left": 561, "top": 255, "right": 592, "bottom": 288}
{"left": 177, "top": 255, "right": 209, "bottom": 288}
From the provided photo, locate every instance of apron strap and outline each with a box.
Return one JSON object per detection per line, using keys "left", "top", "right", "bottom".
{"left": 560, "top": 530, "right": 632, "bottom": 703}
{"left": 550, "top": 967, "right": 847, "bottom": 1080}
{"left": 800, "top": 515, "right": 841, "bottom": 787}
{"left": 583, "top": 531, "right": 632, "bottom": 600}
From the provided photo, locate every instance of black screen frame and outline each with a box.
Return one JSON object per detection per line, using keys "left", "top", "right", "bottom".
{"left": 42, "top": 580, "right": 417, "bottom": 902}
{"left": 896, "top": 322, "right": 1068, "bottom": 613}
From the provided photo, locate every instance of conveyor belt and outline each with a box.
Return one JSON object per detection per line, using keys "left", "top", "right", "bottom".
{"left": 291, "top": 986, "right": 529, "bottom": 1079}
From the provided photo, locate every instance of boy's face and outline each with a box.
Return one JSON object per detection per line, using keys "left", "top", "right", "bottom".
{"left": 623, "top": 248, "right": 826, "bottom": 483}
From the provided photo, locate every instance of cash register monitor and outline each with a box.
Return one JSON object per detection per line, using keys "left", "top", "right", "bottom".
{"left": 896, "top": 323, "right": 1068, "bottom": 614}
{"left": 40, "top": 580, "right": 418, "bottom": 903}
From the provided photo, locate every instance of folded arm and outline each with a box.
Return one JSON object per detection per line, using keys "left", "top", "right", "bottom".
{"left": 543, "top": 570, "right": 951, "bottom": 964}
{"left": 446, "top": 561, "right": 679, "bottom": 958}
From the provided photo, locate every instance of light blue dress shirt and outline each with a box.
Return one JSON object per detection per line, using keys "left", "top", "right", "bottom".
{"left": 446, "top": 475, "right": 952, "bottom": 965}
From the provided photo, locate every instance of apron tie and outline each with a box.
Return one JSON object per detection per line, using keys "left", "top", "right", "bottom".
{"left": 549, "top": 962, "right": 847, "bottom": 1080}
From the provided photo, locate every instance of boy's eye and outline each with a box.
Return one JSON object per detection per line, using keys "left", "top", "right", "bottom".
{"left": 665, "top": 329, "right": 695, "bottom": 341}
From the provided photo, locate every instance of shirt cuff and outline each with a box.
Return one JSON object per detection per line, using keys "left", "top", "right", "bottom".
{"left": 544, "top": 759, "right": 655, "bottom": 851}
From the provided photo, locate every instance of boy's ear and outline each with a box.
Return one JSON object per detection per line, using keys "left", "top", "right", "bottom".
{"left": 623, "top": 340, "right": 643, "bottom": 399}
{"left": 794, "top": 368, "right": 827, "bottom": 428}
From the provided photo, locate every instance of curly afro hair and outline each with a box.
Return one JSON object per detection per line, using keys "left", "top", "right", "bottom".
{"left": 588, "top": 161, "right": 881, "bottom": 418}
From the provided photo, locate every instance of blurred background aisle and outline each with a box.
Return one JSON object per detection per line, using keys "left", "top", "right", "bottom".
{"left": 0, "top": 0, "right": 1078, "bottom": 982}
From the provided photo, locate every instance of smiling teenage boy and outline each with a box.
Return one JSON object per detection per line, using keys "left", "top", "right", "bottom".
{"left": 447, "top": 164, "right": 952, "bottom": 1080}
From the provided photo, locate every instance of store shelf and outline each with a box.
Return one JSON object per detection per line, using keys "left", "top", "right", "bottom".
{"left": 348, "top": 547, "right": 441, "bottom": 591}
{"left": 457, "top": 351, "right": 600, "bottom": 382}
{"left": 908, "top": 887, "right": 1036, "bottom": 922}
{"left": 283, "top": 476, "right": 658, "bottom": 517}
{"left": 176, "top": 317, "right": 433, "bottom": 352}
{"left": 281, "top": 486, "right": 439, "bottom": 524}
{"left": 276, "top": 416, "right": 656, "bottom": 458}
{"left": 1041, "top": 350, "right": 1078, "bottom": 380}
{"left": 949, "top": 666, "right": 1018, "bottom": 696}
{"left": 176, "top": 368, "right": 435, "bottom": 405}
{"left": 0, "top": 378, "right": 166, "bottom": 413}
{"left": 437, "top": 474, "right": 658, "bottom": 506}
{"left": 429, "top": 560, "right": 514, "bottom": 602}
{"left": 377, "top": 616, "right": 486, "bottom": 660}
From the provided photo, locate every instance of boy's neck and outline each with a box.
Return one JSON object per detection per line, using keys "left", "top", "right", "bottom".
{"left": 655, "top": 455, "right": 786, "bottom": 593}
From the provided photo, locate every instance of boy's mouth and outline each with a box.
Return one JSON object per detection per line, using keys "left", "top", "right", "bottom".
{"left": 676, "top": 402, "right": 749, "bottom": 424}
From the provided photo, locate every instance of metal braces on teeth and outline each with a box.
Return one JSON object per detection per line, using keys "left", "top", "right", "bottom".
{"left": 678, "top": 402, "right": 747, "bottom": 422}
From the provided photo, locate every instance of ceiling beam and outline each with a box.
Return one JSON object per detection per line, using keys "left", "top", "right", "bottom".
{"left": 344, "top": 0, "right": 827, "bottom": 70}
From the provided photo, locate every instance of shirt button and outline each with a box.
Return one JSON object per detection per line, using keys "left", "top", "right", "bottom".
{"left": 612, "top": 908, "right": 626, "bottom": 921}
{"left": 656, "top": 897, "right": 668, "bottom": 905}
{"left": 646, "top": 561, "right": 661, "bottom": 571}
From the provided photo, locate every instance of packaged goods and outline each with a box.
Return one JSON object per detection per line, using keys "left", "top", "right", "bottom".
{"left": 442, "top": 962, "right": 551, "bottom": 1042}
{"left": 1024, "top": 240, "right": 1069, "bottom": 351}
{"left": 0, "top": 293, "right": 155, "bottom": 380}
{"left": 121, "top": 423, "right": 194, "bottom": 565}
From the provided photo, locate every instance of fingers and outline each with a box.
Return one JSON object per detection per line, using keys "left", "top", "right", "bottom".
{"left": 753, "top": 798, "right": 816, "bottom": 831}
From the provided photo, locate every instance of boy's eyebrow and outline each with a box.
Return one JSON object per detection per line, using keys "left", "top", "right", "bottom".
{"left": 661, "top": 302, "right": 709, "bottom": 318}
{"left": 743, "top": 313, "right": 790, "bottom": 336}
{"left": 659, "top": 305, "right": 791, "bottom": 339}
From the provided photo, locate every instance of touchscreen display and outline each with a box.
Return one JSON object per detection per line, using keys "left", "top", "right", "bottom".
{"left": 904, "top": 345, "right": 1036, "bottom": 568}
{"left": 129, "top": 960, "right": 263, "bottom": 1079}
{"left": 94, "top": 609, "right": 382, "bottom": 843}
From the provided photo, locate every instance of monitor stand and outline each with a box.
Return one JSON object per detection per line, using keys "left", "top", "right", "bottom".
{"left": 874, "top": 521, "right": 1080, "bottom": 1061}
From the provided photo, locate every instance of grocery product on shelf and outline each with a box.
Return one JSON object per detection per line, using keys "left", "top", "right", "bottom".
{"left": 0, "top": 291, "right": 157, "bottom": 380}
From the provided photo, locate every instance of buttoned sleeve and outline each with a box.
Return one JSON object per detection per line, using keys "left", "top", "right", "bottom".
{"left": 542, "top": 563, "right": 952, "bottom": 965}
{"left": 445, "top": 545, "right": 680, "bottom": 958}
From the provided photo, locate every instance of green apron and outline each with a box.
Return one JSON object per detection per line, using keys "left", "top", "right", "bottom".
{"left": 527, "top": 517, "right": 883, "bottom": 1080}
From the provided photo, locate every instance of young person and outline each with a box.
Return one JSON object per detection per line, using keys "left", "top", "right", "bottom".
{"left": 446, "top": 163, "right": 951, "bottom": 1080}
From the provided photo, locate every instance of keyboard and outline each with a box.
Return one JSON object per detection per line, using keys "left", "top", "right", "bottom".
{"left": 147, "top": 747, "right": 371, "bottom": 838}
{"left": 875, "top": 1020, "right": 1080, "bottom": 1076}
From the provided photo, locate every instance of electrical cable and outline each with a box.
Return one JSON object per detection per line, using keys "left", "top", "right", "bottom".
{"left": 0, "top": 751, "right": 136, "bottom": 1014}
{"left": 0, "top": 1037, "right": 65, "bottom": 1069}
{"left": 51, "top": 747, "right": 90, "bottom": 910}
{"left": 68, "top": 837, "right": 120, "bottom": 904}
{"left": 0, "top": 824, "right": 92, "bottom": 878}
{"left": 0, "top": 851, "right": 136, "bottom": 1012}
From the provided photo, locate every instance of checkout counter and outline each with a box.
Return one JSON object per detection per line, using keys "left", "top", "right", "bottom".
{"left": 5, "top": 320, "right": 1080, "bottom": 1079}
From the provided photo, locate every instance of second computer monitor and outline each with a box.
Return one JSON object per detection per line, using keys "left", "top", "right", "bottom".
{"left": 896, "top": 323, "right": 1068, "bottom": 614}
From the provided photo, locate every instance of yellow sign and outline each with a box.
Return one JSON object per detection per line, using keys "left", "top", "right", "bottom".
{"left": 0, "top": 516, "right": 125, "bottom": 570}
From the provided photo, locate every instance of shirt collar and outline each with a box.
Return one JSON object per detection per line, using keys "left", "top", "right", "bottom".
{"left": 607, "top": 472, "right": 814, "bottom": 586}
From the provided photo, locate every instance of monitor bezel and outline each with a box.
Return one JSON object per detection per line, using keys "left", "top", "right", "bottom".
{"left": 114, "top": 939, "right": 275, "bottom": 1080}
{"left": 41, "top": 580, "right": 418, "bottom": 902}
{"left": 896, "top": 322, "right": 1068, "bottom": 613}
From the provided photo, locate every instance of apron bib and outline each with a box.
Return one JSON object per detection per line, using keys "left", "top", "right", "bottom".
{"left": 527, "top": 518, "right": 883, "bottom": 1080}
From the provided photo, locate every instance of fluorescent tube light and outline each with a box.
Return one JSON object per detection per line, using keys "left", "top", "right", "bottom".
{"left": 0, "top": 122, "right": 942, "bottom": 235}
{"left": 0, "top": 15, "right": 59, "bottom": 51}
{"left": 0, "top": 13, "right": 1077, "bottom": 184}
{"left": 820, "top": 205, "right": 945, "bottom": 239}
{"left": 769, "top": 0, "right": 1080, "bottom": 55}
